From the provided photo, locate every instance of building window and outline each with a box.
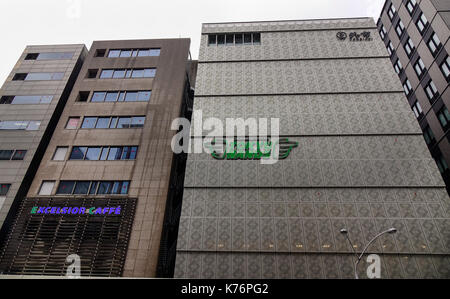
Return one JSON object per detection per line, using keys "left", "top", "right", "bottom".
{"left": 0, "top": 184, "right": 11, "bottom": 196}
{"left": 87, "top": 69, "right": 98, "bottom": 79}
{"left": 0, "top": 121, "right": 40, "bottom": 131}
{"left": 394, "top": 58, "right": 403, "bottom": 74}
{"left": 100, "top": 68, "right": 156, "bottom": 79}
{"left": 437, "top": 106, "right": 450, "bottom": 131}
{"left": 436, "top": 152, "right": 449, "bottom": 174}
{"left": 12, "top": 72, "right": 64, "bottom": 81}
{"left": 56, "top": 181, "right": 130, "bottom": 195}
{"left": 427, "top": 33, "right": 442, "bottom": 56}
{"left": 80, "top": 116, "right": 145, "bottom": 129}
{"left": 1, "top": 149, "right": 27, "bottom": 162}
{"left": 404, "top": 38, "right": 415, "bottom": 57}
{"left": 388, "top": 3, "right": 396, "bottom": 20}
{"left": 395, "top": 20, "right": 405, "bottom": 38}
{"left": 424, "top": 80, "right": 439, "bottom": 103}
{"left": 440, "top": 55, "right": 450, "bottom": 82}
{"left": 412, "top": 101, "right": 424, "bottom": 119}
{"left": 107, "top": 48, "right": 160, "bottom": 58}
{"left": 413, "top": 58, "right": 426, "bottom": 78}
{"left": 379, "top": 25, "right": 387, "bottom": 40}
{"left": 416, "top": 13, "right": 429, "bottom": 34}
{"left": 11, "top": 150, "right": 27, "bottom": 160}
{"left": 94, "top": 49, "right": 106, "bottom": 57}
{"left": 406, "top": 0, "right": 417, "bottom": 15}
{"left": 90, "top": 90, "right": 151, "bottom": 103}
{"left": 387, "top": 41, "right": 394, "bottom": 56}
{"left": 208, "top": 33, "right": 261, "bottom": 46}
{"left": 403, "top": 79, "right": 413, "bottom": 96}
{"left": 66, "top": 117, "right": 80, "bottom": 129}
{"left": 39, "top": 181, "right": 55, "bottom": 195}
{"left": 0, "top": 95, "right": 53, "bottom": 105}
{"left": 25, "top": 52, "right": 73, "bottom": 61}
{"left": 423, "top": 125, "right": 435, "bottom": 145}
{"left": 53, "top": 147, "right": 68, "bottom": 161}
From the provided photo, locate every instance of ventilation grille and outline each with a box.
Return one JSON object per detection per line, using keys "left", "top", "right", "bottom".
{"left": 0, "top": 197, "right": 136, "bottom": 277}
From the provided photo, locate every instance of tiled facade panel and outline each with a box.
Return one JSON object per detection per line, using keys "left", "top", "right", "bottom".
{"left": 176, "top": 18, "right": 450, "bottom": 279}
{"left": 184, "top": 136, "right": 443, "bottom": 188}
{"left": 177, "top": 188, "right": 450, "bottom": 254}
{"left": 175, "top": 252, "right": 450, "bottom": 279}
{"left": 201, "top": 18, "right": 375, "bottom": 34}
{"left": 0, "top": 45, "right": 86, "bottom": 227}
{"left": 192, "top": 93, "right": 421, "bottom": 135}
{"left": 195, "top": 59, "right": 402, "bottom": 96}
{"left": 200, "top": 29, "right": 387, "bottom": 61}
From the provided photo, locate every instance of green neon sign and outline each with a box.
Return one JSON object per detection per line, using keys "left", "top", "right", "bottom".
{"left": 208, "top": 138, "right": 298, "bottom": 160}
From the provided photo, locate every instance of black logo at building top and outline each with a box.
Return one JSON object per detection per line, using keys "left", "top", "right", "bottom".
{"left": 336, "top": 31, "right": 372, "bottom": 42}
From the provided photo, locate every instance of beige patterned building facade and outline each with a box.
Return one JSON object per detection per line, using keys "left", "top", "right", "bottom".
{"left": 174, "top": 18, "right": 450, "bottom": 278}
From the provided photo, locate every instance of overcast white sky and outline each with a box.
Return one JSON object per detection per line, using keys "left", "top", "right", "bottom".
{"left": 0, "top": 0, "right": 385, "bottom": 84}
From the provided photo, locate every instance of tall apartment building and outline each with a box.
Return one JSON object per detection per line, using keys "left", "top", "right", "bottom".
{"left": 0, "top": 44, "right": 87, "bottom": 234}
{"left": 174, "top": 18, "right": 450, "bottom": 279}
{"left": 378, "top": 0, "right": 450, "bottom": 193}
{"left": 0, "top": 39, "right": 196, "bottom": 277}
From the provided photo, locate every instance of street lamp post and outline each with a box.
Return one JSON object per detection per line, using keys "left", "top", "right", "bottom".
{"left": 340, "top": 228, "right": 397, "bottom": 279}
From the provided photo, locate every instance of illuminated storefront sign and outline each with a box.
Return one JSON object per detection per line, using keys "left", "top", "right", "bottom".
{"left": 208, "top": 138, "right": 298, "bottom": 160}
{"left": 30, "top": 206, "right": 122, "bottom": 215}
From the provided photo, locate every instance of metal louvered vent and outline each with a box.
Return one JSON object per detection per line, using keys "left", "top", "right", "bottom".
{"left": 0, "top": 197, "right": 136, "bottom": 277}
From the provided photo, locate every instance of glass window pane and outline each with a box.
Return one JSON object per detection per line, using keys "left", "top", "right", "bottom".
{"left": 131, "top": 117, "right": 145, "bottom": 128}
{"left": 235, "top": 34, "right": 243, "bottom": 44}
{"left": 81, "top": 117, "right": 97, "bottom": 129}
{"left": 132, "top": 69, "right": 144, "bottom": 78}
{"left": 108, "top": 50, "right": 120, "bottom": 58}
{"left": 73, "top": 181, "right": 90, "bottom": 194}
{"left": 217, "top": 35, "right": 225, "bottom": 45}
{"left": 113, "top": 69, "right": 126, "bottom": 78}
{"left": 39, "top": 181, "right": 55, "bottom": 195}
{"left": 125, "top": 92, "right": 138, "bottom": 102}
{"left": 66, "top": 117, "right": 80, "bottom": 129}
{"left": 91, "top": 92, "right": 106, "bottom": 102}
{"left": 11, "top": 96, "right": 41, "bottom": 104}
{"left": 70, "top": 147, "right": 87, "bottom": 160}
{"left": 95, "top": 117, "right": 110, "bottom": 128}
{"left": 53, "top": 147, "right": 68, "bottom": 161}
{"left": 121, "top": 181, "right": 130, "bottom": 194}
{"left": 130, "top": 147, "right": 138, "bottom": 160}
{"left": 107, "top": 147, "right": 122, "bottom": 160}
{"left": 56, "top": 181, "right": 75, "bottom": 194}
{"left": 121, "top": 147, "right": 130, "bottom": 159}
{"left": 253, "top": 33, "right": 261, "bottom": 44}
{"left": 244, "top": 33, "right": 252, "bottom": 44}
{"left": 138, "top": 91, "right": 151, "bottom": 101}
{"left": 97, "top": 182, "right": 113, "bottom": 194}
{"left": 138, "top": 49, "right": 150, "bottom": 57}
{"left": 125, "top": 70, "right": 132, "bottom": 78}
{"left": 117, "top": 117, "right": 131, "bottom": 128}
{"left": 149, "top": 49, "right": 160, "bottom": 56}
{"left": 226, "top": 34, "right": 234, "bottom": 45}
{"left": 100, "top": 70, "right": 113, "bottom": 79}
{"left": 119, "top": 50, "right": 132, "bottom": 57}
{"left": 0, "top": 150, "right": 14, "bottom": 160}
{"left": 105, "top": 92, "right": 119, "bottom": 102}
{"left": 40, "top": 95, "right": 53, "bottom": 104}
{"left": 85, "top": 147, "right": 101, "bottom": 160}
{"left": 109, "top": 117, "right": 118, "bottom": 128}
{"left": 12, "top": 150, "right": 27, "bottom": 160}
{"left": 0, "top": 184, "right": 10, "bottom": 196}
{"left": 0, "top": 121, "right": 28, "bottom": 130}
{"left": 89, "top": 181, "right": 98, "bottom": 194}
{"left": 112, "top": 182, "right": 121, "bottom": 194}
{"left": 26, "top": 121, "right": 40, "bottom": 131}
{"left": 100, "top": 148, "right": 109, "bottom": 160}
{"left": 144, "top": 68, "right": 156, "bottom": 78}
{"left": 208, "top": 35, "right": 217, "bottom": 46}
{"left": 132, "top": 50, "right": 138, "bottom": 57}
{"left": 117, "top": 92, "right": 125, "bottom": 102}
